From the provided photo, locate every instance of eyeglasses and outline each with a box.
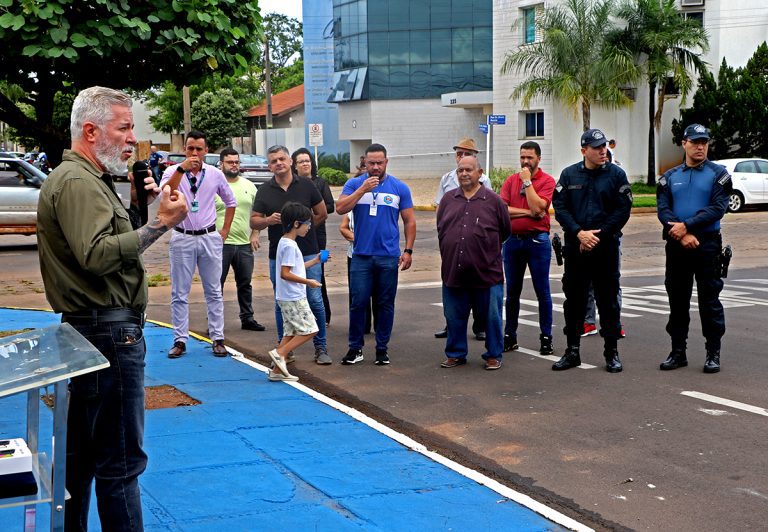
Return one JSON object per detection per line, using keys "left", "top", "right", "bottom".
{"left": 456, "top": 151, "right": 475, "bottom": 158}
{"left": 188, "top": 176, "right": 198, "bottom": 194}
{"left": 299, "top": 220, "right": 312, "bottom": 228}
{"left": 296, "top": 159, "right": 312, "bottom": 165}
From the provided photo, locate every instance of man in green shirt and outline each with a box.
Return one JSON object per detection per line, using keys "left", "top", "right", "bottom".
{"left": 216, "top": 147, "right": 266, "bottom": 331}
{"left": 37, "top": 86, "right": 188, "bottom": 531}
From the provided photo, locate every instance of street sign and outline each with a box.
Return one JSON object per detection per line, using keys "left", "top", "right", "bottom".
{"left": 489, "top": 114, "right": 506, "bottom": 125}
{"left": 308, "top": 123, "right": 324, "bottom": 146}
{"left": 479, "top": 124, "right": 489, "bottom": 134}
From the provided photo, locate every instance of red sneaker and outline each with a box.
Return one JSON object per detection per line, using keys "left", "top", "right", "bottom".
{"left": 581, "top": 323, "right": 597, "bottom": 337}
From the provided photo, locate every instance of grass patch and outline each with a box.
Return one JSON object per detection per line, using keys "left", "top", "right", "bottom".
{"left": 631, "top": 182, "right": 657, "bottom": 195}
{"left": 147, "top": 273, "right": 170, "bottom": 287}
{"left": 633, "top": 196, "right": 657, "bottom": 208}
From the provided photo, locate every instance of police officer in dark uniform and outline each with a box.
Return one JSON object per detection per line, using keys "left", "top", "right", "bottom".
{"left": 551, "top": 128, "right": 632, "bottom": 373}
{"left": 657, "top": 124, "right": 731, "bottom": 373}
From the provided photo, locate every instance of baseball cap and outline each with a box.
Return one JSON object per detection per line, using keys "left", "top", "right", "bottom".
{"left": 683, "top": 123, "right": 710, "bottom": 141}
{"left": 580, "top": 128, "right": 608, "bottom": 148}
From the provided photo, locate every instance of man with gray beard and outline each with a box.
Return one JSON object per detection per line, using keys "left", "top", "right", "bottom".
{"left": 37, "top": 86, "right": 188, "bottom": 530}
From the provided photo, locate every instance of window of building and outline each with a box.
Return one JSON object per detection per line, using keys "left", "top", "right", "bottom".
{"left": 682, "top": 11, "right": 704, "bottom": 26}
{"left": 523, "top": 7, "right": 537, "bottom": 44}
{"left": 523, "top": 111, "right": 544, "bottom": 138}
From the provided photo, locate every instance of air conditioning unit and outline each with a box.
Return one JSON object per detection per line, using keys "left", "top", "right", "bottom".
{"left": 681, "top": 0, "right": 704, "bottom": 7}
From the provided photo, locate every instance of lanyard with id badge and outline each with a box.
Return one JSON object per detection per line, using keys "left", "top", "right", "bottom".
{"left": 369, "top": 190, "right": 378, "bottom": 217}
{"left": 186, "top": 169, "right": 206, "bottom": 212}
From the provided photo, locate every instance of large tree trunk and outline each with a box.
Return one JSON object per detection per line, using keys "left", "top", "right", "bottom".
{"left": 647, "top": 80, "right": 657, "bottom": 186}
{"left": 581, "top": 100, "right": 590, "bottom": 131}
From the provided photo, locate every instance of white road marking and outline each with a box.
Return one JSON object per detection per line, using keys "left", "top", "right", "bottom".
{"left": 698, "top": 408, "right": 735, "bottom": 417}
{"left": 681, "top": 391, "right": 768, "bottom": 417}
{"left": 516, "top": 346, "right": 597, "bottom": 369}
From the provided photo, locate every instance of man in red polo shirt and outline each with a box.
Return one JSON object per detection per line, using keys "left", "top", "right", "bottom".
{"left": 500, "top": 141, "right": 556, "bottom": 355}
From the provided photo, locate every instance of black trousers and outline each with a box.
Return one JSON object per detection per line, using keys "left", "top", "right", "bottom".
{"left": 220, "top": 243, "right": 255, "bottom": 322}
{"left": 664, "top": 233, "right": 725, "bottom": 352}
{"left": 562, "top": 239, "right": 622, "bottom": 348}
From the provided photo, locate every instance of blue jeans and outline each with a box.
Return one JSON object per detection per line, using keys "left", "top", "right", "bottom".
{"left": 502, "top": 233, "right": 553, "bottom": 338}
{"left": 349, "top": 255, "right": 399, "bottom": 351}
{"left": 443, "top": 283, "right": 504, "bottom": 359}
{"left": 269, "top": 257, "right": 326, "bottom": 348}
{"left": 65, "top": 320, "right": 147, "bottom": 532}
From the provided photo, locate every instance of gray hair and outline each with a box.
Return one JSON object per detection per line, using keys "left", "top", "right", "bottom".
{"left": 70, "top": 86, "right": 132, "bottom": 140}
{"left": 267, "top": 144, "right": 290, "bottom": 157}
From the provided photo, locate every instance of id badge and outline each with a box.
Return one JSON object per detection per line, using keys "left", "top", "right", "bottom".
{"left": 369, "top": 202, "right": 378, "bottom": 216}
{"left": 191, "top": 200, "right": 199, "bottom": 213}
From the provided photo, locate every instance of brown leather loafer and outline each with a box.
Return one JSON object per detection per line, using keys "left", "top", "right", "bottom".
{"left": 167, "top": 341, "right": 186, "bottom": 359}
{"left": 484, "top": 358, "right": 502, "bottom": 370}
{"left": 212, "top": 340, "right": 228, "bottom": 357}
{"left": 440, "top": 357, "right": 467, "bottom": 368}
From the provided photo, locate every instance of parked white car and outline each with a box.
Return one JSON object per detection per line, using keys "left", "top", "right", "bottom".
{"left": 713, "top": 158, "right": 768, "bottom": 213}
{"left": 0, "top": 157, "right": 47, "bottom": 235}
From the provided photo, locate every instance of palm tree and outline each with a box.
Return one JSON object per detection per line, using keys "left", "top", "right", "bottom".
{"left": 613, "top": 0, "right": 709, "bottom": 185}
{"left": 500, "top": 0, "right": 638, "bottom": 131}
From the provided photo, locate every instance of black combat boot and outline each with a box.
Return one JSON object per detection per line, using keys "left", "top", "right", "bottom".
{"left": 703, "top": 350, "right": 720, "bottom": 373}
{"left": 660, "top": 349, "right": 687, "bottom": 370}
{"left": 552, "top": 346, "right": 580, "bottom": 371}
{"left": 604, "top": 347, "right": 623, "bottom": 373}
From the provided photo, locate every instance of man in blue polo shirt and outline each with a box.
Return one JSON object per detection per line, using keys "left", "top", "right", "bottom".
{"left": 336, "top": 143, "right": 417, "bottom": 366}
{"left": 657, "top": 124, "right": 731, "bottom": 373}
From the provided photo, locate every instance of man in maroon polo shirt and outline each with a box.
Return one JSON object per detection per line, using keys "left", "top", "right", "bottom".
{"left": 437, "top": 156, "right": 511, "bottom": 370}
{"left": 500, "top": 141, "right": 556, "bottom": 355}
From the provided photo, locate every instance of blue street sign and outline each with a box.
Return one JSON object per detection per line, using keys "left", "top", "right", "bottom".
{"left": 489, "top": 114, "right": 506, "bottom": 125}
{"left": 479, "top": 124, "right": 489, "bottom": 134}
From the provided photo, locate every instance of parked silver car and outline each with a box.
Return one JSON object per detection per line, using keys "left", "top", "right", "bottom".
{"left": 0, "top": 157, "right": 47, "bottom": 235}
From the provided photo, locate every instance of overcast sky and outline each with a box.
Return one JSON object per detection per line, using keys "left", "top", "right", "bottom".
{"left": 259, "top": 0, "right": 302, "bottom": 21}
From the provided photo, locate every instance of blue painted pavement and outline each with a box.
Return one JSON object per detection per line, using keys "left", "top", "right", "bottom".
{"left": 0, "top": 308, "right": 575, "bottom": 531}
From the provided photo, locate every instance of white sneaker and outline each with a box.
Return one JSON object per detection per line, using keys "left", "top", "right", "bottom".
{"left": 268, "top": 370, "right": 298, "bottom": 382}
{"left": 269, "top": 349, "right": 290, "bottom": 376}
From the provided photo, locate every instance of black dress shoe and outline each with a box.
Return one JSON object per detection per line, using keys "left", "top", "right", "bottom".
{"left": 552, "top": 347, "right": 580, "bottom": 371}
{"left": 703, "top": 351, "right": 721, "bottom": 373}
{"left": 475, "top": 331, "right": 486, "bottom": 341}
{"left": 604, "top": 348, "right": 623, "bottom": 373}
{"left": 660, "top": 350, "right": 687, "bottom": 370}
{"left": 241, "top": 319, "right": 266, "bottom": 331}
{"left": 434, "top": 327, "right": 448, "bottom": 339}
{"left": 503, "top": 334, "right": 519, "bottom": 352}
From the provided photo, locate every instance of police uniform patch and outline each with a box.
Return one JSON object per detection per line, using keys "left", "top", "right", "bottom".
{"left": 556, "top": 182, "right": 563, "bottom": 193}
{"left": 658, "top": 176, "right": 667, "bottom": 187}
{"left": 717, "top": 173, "right": 731, "bottom": 186}
{"left": 619, "top": 184, "right": 633, "bottom": 202}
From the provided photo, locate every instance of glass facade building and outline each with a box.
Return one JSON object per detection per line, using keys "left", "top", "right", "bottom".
{"left": 330, "top": 0, "right": 492, "bottom": 101}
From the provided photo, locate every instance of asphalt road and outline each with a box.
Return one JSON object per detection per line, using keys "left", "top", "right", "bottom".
{"left": 2, "top": 192, "right": 768, "bottom": 531}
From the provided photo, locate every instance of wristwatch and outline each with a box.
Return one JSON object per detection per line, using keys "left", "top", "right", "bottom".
{"left": 522, "top": 180, "right": 532, "bottom": 189}
{"left": 175, "top": 165, "right": 185, "bottom": 174}
{"left": 403, "top": 248, "right": 413, "bottom": 255}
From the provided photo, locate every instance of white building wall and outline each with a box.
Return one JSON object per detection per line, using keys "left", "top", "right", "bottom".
{"left": 132, "top": 101, "right": 167, "bottom": 146}
{"left": 492, "top": 0, "right": 768, "bottom": 181}
{"left": 339, "top": 99, "right": 487, "bottom": 179}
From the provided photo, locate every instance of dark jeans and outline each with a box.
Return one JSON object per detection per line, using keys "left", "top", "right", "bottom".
{"left": 347, "top": 256, "right": 377, "bottom": 333}
{"left": 321, "top": 262, "right": 331, "bottom": 324}
{"left": 220, "top": 243, "right": 255, "bottom": 322}
{"left": 349, "top": 255, "right": 398, "bottom": 350}
{"left": 443, "top": 283, "right": 504, "bottom": 360}
{"left": 665, "top": 234, "right": 725, "bottom": 352}
{"left": 562, "top": 239, "right": 622, "bottom": 348}
{"left": 64, "top": 319, "right": 147, "bottom": 532}
{"left": 503, "top": 232, "right": 553, "bottom": 338}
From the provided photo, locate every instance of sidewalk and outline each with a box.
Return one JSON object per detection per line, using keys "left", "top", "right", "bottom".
{"left": 0, "top": 308, "right": 586, "bottom": 531}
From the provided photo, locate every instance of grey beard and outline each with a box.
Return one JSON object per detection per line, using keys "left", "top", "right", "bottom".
{"left": 96, "top": 140, "right": 130, "bottom": 176}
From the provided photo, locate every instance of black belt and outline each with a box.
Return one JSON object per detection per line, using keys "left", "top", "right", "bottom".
{"left": 62, "top": 308, "right": 145, "bottom": 327}
{"left": 512, "top": 231, "right": 548, "bottom": 240}
{"left": 174, "top": 225, "right": 216, "bottom": 236}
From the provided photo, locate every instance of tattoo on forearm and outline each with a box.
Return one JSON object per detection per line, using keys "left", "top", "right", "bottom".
{"left": 137, "top": 217, "right": 169, "bottom": 253}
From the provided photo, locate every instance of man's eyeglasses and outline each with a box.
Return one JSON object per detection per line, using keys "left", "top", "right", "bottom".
{"left": 188, "top": 176, "right": 198, "bottom": 194}
{"left": 456, "top": 151, "right": 475, "bottom": 158}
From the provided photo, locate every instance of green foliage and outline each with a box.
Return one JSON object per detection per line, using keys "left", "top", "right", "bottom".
{"left": 672, "top": 43, "right": 768, "bottom": 160}
{"left": 271, "top": 60, "right": 304, "bottom": 95}
{"left": 191, "top": 90, "right": 246, "bottom": 151}
{"left": 630, "top": 182, "right": 657, "bottom": 195}
{"left": 612, "top": 0, "right": 709, "bottom": 185}
{"left": 632, "top": 196, "right": 657, "bottom": 208}
{"left": 501, "top": 0, "right": 637, "bottom": 130}
{"left": 0, "top": 0, "right": 262, "bottom": 162}
{"left": 317, "top": 167, "right": 349, "bottom": 186}
{"left": 488, "top": 168, "right": 514, "bottom": 193}
{"left": 318, "top": 152, "right": 351, "bottom": 173}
